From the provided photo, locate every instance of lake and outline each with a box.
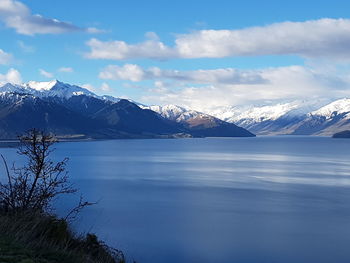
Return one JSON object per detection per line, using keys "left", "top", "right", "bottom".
{"left": 1, "top": 136, "right": 350, "bottom": 263}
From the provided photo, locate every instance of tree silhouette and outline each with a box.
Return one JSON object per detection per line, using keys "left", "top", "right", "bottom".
{"left": 0, "top": 129, "right": 76, "bottom": 213}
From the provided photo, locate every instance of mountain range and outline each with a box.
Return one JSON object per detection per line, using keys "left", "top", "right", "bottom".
{"left": 204, "top": 99, "right": 350, "bottom": 136}
{"left": 0, "top": 80, "right": 254, "bottom": 139}
{"left": 143, "top": 98, "right": 350, "bottom": 136}
{"left": 2, "top": 79, "right": 349, "bottom": 138}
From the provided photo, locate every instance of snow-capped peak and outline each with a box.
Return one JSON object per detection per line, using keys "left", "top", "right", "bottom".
{"left": 0, "top": 80, "right": 129, "bottom": 104}
{"left": 23, "top": 80, "right": 98, "bottom": 99}
{"left": 0, "top": 83, "right": 27, "bottom": 94}
{"left": 143, "top": 104, "right": 214, "bottom": 123}
{"left": 207, "top": 99, "right": 330, "bottom": 125}
{"left": 0, "top": 80, "right": 101, "bottom": 99}
{"left": 25, "top": 80, "right": 59, "bottom": 91}
{"left": 310, "top": 98, "right": 350, "bottom": 119}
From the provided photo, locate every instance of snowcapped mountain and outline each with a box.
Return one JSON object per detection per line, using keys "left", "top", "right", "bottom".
{"left": 143, "top": 105, "right": 206, "bottom": 122}
{"left": 144, "top": 99, "right": 350, "bottom": 136}
{"left": 0, "top": 80, "right": 255, "bottom": 139}
{"left": 24, "top": 80, "right": 97, "bottom": 98}
{"left": 291, "top": 98, "right": 350, "bottom": 135}
{"left": 2, "top": 79, "right": 350, "bottom": 137}
{"left": 203, "top": 98, "right": 350, "bottom": 135}
{"left": 0, "top": 80, "right": 120, "bottom": 102}
{"left": 209, "top": 100, "right": 327, "bottom": 124}
{"left": 142, "top": 104, "right": 255, "bottom": 137}
{"left": 309, "top": 98, "right": 350, "bottom": 119}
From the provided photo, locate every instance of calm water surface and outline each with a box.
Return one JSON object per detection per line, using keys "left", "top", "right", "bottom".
{"left": 1, "top": 136, "right": 350, "bottom": 263}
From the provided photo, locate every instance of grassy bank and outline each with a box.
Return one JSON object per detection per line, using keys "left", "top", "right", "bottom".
{"left": 0, "top": 212, "right": 125, "bottom": 263}
{"left": 0, "top": 130, "right": 127, "bottom": 262}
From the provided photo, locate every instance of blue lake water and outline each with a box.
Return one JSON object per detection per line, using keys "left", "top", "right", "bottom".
{"left": 1, "top": 136, "right": 350, "bottom": 263}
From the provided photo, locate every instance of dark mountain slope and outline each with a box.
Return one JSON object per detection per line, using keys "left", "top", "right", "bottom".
{"left": 0, "top": 82, "right": 255, "bottom": 139}
{"left": 333, "top": 130, "right": 350, "bottom": 138}
{"left": 93, "top": 99, "right": 183, "bottom": 135}
{"left": 183, "top": 116, "right": 255, "bottom": 137}
{"left": 47, "top": 95, "right": 113, "bottom": 117}
{"left": 0, "top": 94, "right": 100, "bottom": 138}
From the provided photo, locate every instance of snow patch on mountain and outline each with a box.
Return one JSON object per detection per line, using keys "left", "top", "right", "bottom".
{"left": 207, "top": 99, "right": 329, "bottom": 125}
{"left": 0, "top": 83, "right": 29, "bottom": 94}
{"left": 26, "top": 80, "right": 58, "bottom": 91}
{"left": 24, "top": 80, "right": 97, "bottom": 98}
{"left": 309, "top": 98, "right": 350, "bottom": 119}
{"left": 0, "top": 80, "right": 126, "bottom": 103}
{"left": 143, "top": 104, "right": 208, "bottom": 122}
{"left": 2, "top": 79, "right": 350, "bottom": 136}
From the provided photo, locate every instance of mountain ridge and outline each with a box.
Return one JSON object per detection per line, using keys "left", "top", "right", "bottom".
{"left": 204, "top": 99, "right": 350, "bottom": 136}
{"left": 6, "top": 79, "right": 350, "bottom": 137}
{"left": 0, "top": 80, "right": 255, "bottom": 139}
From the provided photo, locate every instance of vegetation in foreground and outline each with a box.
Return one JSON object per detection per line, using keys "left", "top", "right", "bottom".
{"left": 0, "top": 129, "right": 125, "bottom": 263}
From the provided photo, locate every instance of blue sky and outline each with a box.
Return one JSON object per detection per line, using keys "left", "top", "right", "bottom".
{"left": 1, "top": 0, "right": 350, "bottom": 110}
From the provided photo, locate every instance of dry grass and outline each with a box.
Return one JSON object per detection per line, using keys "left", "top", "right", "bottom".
{"left": 0, "top": 212, "right": 125, "bottom": 263}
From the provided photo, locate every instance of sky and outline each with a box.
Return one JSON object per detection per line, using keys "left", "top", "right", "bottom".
{"left": 1, "top": 0, "right": 350, "bottom": 111}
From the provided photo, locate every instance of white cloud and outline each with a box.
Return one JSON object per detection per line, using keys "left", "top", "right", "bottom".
{"left": 81, "top": 83, "right": 96, "bottom": 92}
{"left": 100, "top": 82, "right": 111, "bottom": 92}
{"left": 58, "top": 67, "right": 74, "bottom": 73}
{"left": 0, "top": 68, "right": 22, "bottom": 85}
{"left": 175, "top": 18, "right": 350, "bottom": 59}
{"left": 85, "top": 36, "right": 176, "bottom": 60}
{"left": 0, "top": 48, "right": 12, "bottom": 64}
{"left": 17, "top": 40, "right": 35, "bottom": 53}
{"left": 85, "top": 18, "right": 350, "bottom": 60}
{"left": 81, "top": 83, "right": 112, "bottom": 93}
{"left": 39, "top": 69, "right": 53, "bottom": 78}
{"left": 139, "top": 65, "right": 350, "bottom": 111}
{"left": 99, "top": 64, "right": 350, "bottom": 111}
{"left": 99, "top": 64, "right": 267, "bottom": 85}
{"left": 0, "top": 0, "right": 102, "bottom": 35}
{"left": 99, "top": 64, "right": 146, "bottom": 82}
{"left": 86, "top": 27, "right": 105, "bottom": 34}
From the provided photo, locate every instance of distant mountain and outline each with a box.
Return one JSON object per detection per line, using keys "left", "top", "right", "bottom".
{"left": 205, "top": 99, "right": 350, "bottom": 136}
{"left": 0, "top": 93, "right": 97, "bottom": 138}
{"left": 47, "top": 94, "right": 113, "bottom": 117}
{"left": 92, "top": 100, "right": 184, "bottom": 137}
{"left": 333, "top": 130, "right": 350, "bottom": 138}
{"left": 2, "top": 80, "right": 95, "bottom": 99}
{"left": 292, "top": 99, "right": 350, "bottom": 135}
{"left": 143, "top": 105, "right": 255, "bottom": 137}
{"left": 0, "top": 81, "right": 254, "bottom": 139}
{"left": 5, "top": 79, "right": 350, "bottom": 137}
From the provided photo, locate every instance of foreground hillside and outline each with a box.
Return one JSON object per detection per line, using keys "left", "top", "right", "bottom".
{"left": 0, "top": 130, "right": 125, "bottom": 263}
{"left": 0, "top": 213, "right": 124, "bottom": 263}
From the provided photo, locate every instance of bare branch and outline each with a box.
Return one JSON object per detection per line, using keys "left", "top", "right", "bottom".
{"left": 64, "top": 195, "right": 97, "bottom": 222}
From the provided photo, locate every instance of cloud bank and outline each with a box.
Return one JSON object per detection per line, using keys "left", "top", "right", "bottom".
{"left": 39, "top": 69, "right": 53, "bottom": 78}
{"left": 100, "top": 64, "right": 350, "bottom": 111}
{"left": 58, "top": 67, "right": 74, "bottom": 73}
{"left": 0, "top": 0, "right": 102, "bottom": 35}
{"left": 86, "top": 37, "right": 176, "bottom": 60}
{"left": 86, "top": 18, "right": 350, "bottom": 60}
{"left": 99, "top": 64, "right": 268, "bottom": 85}
{"left": 0, "top": 68, "right": 22, "bottom": 85}
{"left": 0, "top": 49, "right": 12, "bottom": 64}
